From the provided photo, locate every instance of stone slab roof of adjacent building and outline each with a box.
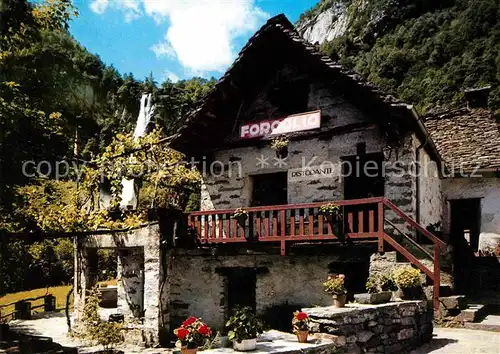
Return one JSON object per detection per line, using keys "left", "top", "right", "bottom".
{"left": 424, "top": 106, "right": 500, "bottom": 171}
{"left": 170, "top": 13, "right": 440, "bottom": 159}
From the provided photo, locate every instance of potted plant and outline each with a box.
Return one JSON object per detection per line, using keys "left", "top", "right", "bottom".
{"left": 319, "top": 203, "right": 346, "bottom": 242}
{"left": 270, "top": 137, "right": 290, "bottom": 158}
{"left": 232, "top": 208, "right": 248, "bottom": 228}
{"left": 319, "top": 203, "right": 341, "bottom": 224}
{"left": 226, "top": 307, "right": 264, "bottom": 351}
{"left": 174, "top": 316, "right": 213, "bottom": 354}
{"left": 354, "top": 272, "right": 395, "bottom": 304}
{"left": 323, "top": 274, "right": 347, "bottom": 307}
{"left": 292, "top": 311, "right": 310, "bottom": 343}
{"left": 392, "top": 266, "right": 423, "bottom": 300}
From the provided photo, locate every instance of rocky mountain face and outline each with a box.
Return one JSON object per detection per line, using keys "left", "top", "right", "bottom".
{"left": 295, "top": 0, "right": 500, "bottom": 115}
{"left": 296, "top": 1, "right": 349, "bottom": 44}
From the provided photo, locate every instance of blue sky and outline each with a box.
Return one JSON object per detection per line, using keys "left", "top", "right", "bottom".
{"left": 70, "top": 0, "right": 317, "bottom": 83}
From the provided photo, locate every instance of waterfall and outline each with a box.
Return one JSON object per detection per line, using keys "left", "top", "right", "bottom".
{"left": 119, "top": 93, "right": 155, "bottom": 209}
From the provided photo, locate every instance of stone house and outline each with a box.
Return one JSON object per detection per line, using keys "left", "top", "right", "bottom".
{"left": 74, "top": 14, "right": 499, "bottom": 347}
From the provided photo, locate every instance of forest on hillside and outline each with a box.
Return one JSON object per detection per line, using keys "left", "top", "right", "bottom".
{"left": 0, "top": 0, "right": 211, "bottom": 295}
{"left": 299, "top": 0, "right": 500, "bottom": 115}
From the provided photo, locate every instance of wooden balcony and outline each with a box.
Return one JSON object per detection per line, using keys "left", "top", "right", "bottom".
{"left": 186, "top": 197, "right": 446, "bottom": 311}
{"left": 187, "top": 197, "right": 383, "bottom": 255}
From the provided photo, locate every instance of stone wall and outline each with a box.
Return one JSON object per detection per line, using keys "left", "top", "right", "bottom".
{"left": 303, "top": 301, "right": 433, "bottom": 353}
{"left": 166, "top": 248, "right": 372, "bottom": 332}
{"left": 418, "top": 146, "right": 443, "bottom": 229}
{"left": 74, "top": 224, "right": 165, "bottom": 346}
{"left": 201, "top": 128, "right": 387, "bottom": 210}
{"left": 443, "top": 176, "right": 500, "bottom": 252}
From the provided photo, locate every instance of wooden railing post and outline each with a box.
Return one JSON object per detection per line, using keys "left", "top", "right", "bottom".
{"left": 280, "top": 209, "right": 286, "bottom": 256}
{"left": 433, "top": 243, "right": 440, "bottom": 312}
{"left": 377, "top": 200, "right": 384, "bottom": 253}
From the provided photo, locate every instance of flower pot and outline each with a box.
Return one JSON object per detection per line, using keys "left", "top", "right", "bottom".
{"left": 235, "top": 215, "right": 247, "bottom": 228}
{"left": 275, "top": 147, "right": 288, "bottom": 159}
{"left": 233, "top": 338, "right": 257, "bottom": 351}
{"left": 354, "top": 291, "right": 392, "bottom": 305}
{"left": 296, "top": 330, "right": 309, "bottom": 343}
{"left": 324, "top": 215, "right": 334, "bottom": 224}
{"left": 181, "top": 347, "right": 198, "bottom": 354}
{"left": 332, "top": 294, "right": 347, "bottom": 308}
{"left": 400, "top": 287, "right": 422, "bottom": 300}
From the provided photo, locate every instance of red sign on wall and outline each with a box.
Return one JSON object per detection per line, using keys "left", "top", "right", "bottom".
{"left": 240, "top": 110, "right": 321, "bottom": 139}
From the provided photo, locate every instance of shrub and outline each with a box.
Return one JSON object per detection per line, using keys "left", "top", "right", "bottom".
{"left": 366, "top": 272, "right": 398, "bottom": 293}
{"left": 392, "top": 266, "right": 422, "bottom": 289}
{"left": 225, "top": 307, "right": 264, "bottom": 343}
{"left": 78, "top": 286, "right": 124, "bottom": 350}
{"left": 323, "top": 274, "right": 347, "bottom": 295}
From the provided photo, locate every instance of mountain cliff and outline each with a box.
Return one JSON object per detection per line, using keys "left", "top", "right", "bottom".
{"left": 296, "top": 0, "right": 500, "bottom": 114}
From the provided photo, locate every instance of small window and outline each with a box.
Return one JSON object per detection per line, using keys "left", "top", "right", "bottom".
{"left": 251, "top": 173, "right": 287, "bottom": 207}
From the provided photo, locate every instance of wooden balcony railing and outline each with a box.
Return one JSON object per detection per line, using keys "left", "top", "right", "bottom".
{"left": 186, "top": 197, "right": 445, "bottom": 311}
{"left": 187, "top": 197, "right": 384, "bottom": 255}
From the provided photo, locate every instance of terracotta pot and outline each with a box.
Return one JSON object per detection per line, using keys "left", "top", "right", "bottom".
{"left": 332, "top": 294, "right": 347, "bottom": 308}
{"left": 181, "top": 347, "right": 198, "bottom": 354}
{"left": 400, "top": 287, "right": 422, "bottom": 300}
{"left": 296, "top": 330, "right": 309, "bottom": 343}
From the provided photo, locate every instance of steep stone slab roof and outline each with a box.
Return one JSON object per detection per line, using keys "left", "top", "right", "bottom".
{"left": 424, "top": 107, "right": 500, "bottom": 170}
{"left": 170, "top": 14, "right": 430, "bottom": 155}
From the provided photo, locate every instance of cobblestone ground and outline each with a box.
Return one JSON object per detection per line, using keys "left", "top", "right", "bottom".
{"left": 410, "top": 328, "right": 500, "bottom": 354}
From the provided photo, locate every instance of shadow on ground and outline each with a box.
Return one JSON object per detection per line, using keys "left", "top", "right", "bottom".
{"left": 1, "top": 327, "right": 77, "bottom": 354}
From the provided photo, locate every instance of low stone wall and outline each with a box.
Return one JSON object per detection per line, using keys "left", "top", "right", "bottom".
{"left": 303, "top": 301, "right": 433, "bottom": 353}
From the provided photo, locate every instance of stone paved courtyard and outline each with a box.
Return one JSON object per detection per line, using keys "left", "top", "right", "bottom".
{"left": 4, "top": 314, "right": 500, "bottom": 353}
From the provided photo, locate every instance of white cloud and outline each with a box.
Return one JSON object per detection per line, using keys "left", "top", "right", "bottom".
{"left": 151, "top": 42, "right": 175, "bottom": 58}
{"left": 90, "top": 0, "right": 269, "bottom": 73}
{"left": 164, "top": 70, "right": 180, "bottom": 83}
{"left": 146, "top": 0, "right": 269, "bottom": 72}
{"left": 90, "top": 0, "right": 141, "bottom": 22}
{"left": 90, "top": 0, "right": 109, "bottom": 14}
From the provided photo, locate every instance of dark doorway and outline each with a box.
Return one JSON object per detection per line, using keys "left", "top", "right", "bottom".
{"left": 251, "top": 172, "right": 287, "bottom": 207}
{"left": 343, "top": 153, "right": 385, "bottom": 199}
{"left": 450, "top": 199, "right": 481, "bottom": 252}
{"left": 342, "top": 153, "right": 384, "bottom": 233}
{"left": 226, "top": 268, "right": 257, "bottom": 317}
{"left": 450, "top": 198, "right": 481, "bottom": 293}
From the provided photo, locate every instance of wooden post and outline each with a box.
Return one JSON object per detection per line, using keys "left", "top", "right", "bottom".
{"left": 280, "top": 210, "right": 286, "bottom": 256}
{"left": 378, "top": 201, "right": 384, "bottom": 253}
{"left": 433, "top": 243, "right": 441, "bottom": 312}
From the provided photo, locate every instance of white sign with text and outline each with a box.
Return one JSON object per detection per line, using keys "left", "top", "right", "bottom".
{"left": 240, "top": 110, "right": 321, "bottom": 139}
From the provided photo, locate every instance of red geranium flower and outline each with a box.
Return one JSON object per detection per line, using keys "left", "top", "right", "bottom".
{"left": 197, "top": 324, "right": 211, "bottom": 336}
{"left": 296, "top": 312, "right": 308, "bottom": 321}
{"left": 182, "top": 316, "right": 197, "bottom": 327}
{"left": 175, "top": 327, "right": 189, "bottom": 340}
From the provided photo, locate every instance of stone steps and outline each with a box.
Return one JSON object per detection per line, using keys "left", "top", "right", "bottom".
{"left": 457, "top": 304, "right": 488, "bottom": 323}
{"left": 464, "top": 314, "right": 500, "bottom": 332}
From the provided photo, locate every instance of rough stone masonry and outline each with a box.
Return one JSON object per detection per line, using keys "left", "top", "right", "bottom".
{"left": 303, "top": 301, "right": 433, "bottom": 353}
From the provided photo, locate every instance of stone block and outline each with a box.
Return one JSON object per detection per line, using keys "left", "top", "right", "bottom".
{"left": 458, "top": 304, "right": 486, "bottom": 323}
{"left": 397, "top": 328, "right": 414, "bottom": 340}
{"left": 356, "top": 330, "right": 373, "bottom": 343}
{"left": 439, "top": 295, "right": 467, "bottom": 311}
